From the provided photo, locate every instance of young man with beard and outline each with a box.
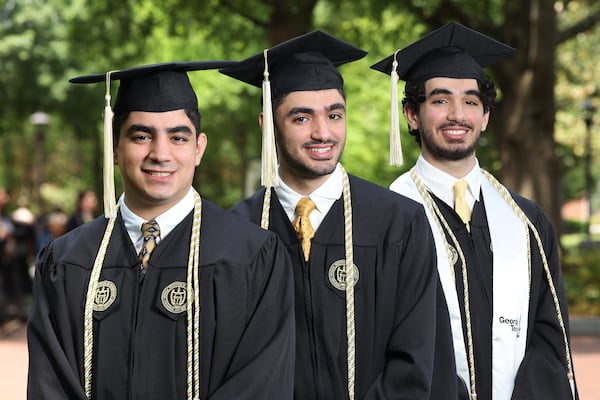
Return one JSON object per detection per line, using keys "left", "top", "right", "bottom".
{"left": 27, "top": 62, "right": 295, "bottom": 400}
{"left": 220, "top": 31, "right": 459, "bottom": 399}
{"left": 372, "top": 22, "right": 578, "bottom": 400}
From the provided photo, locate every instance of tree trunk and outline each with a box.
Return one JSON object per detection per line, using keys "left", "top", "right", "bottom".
{"left": 491, "top": 1, "right": 563, "bottom": 234}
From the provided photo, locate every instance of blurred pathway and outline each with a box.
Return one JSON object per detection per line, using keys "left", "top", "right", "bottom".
{"left": 1, "top": 321, "right": 599, "bottom": 399}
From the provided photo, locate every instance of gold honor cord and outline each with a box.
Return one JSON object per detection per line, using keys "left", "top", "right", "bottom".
{"left": 260, "top": 186, "right": 272, "bottom": 230}
{"left": 186, "top": 191, "right": 202, "bottom": 400}
{"left": 410, "top": 170, "right": 477, "bottom": 399}
{"left": 260, "top": 166, "right": 356, "bottom": 399}
{"left": 480, "top": 170, "right": 575, "bottom": 399}
{"left": 340, "top": 166, "right": 356, "bottom": 400}
{"left": 84, "top": 209, "right": 119, "bottom": 399}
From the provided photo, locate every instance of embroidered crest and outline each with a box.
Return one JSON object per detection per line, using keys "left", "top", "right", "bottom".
{"left": 161, "top": 281, "right": 192, "bottom": 314}
{"left": 449, "top": 244, "right": 459, "bottom": 265}
{"left": 93, "top": 280, "right": 117, "bottom": 312}
{"left": 328, "top": 259, "right": 359, "bottom": 291}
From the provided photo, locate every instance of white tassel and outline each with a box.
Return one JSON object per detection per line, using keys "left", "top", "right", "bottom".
{"left": 261, "top": 49, "right": 278, "bottom": 188}
{"left": 389, "top": 50, "right": 403, "bottom": 166}
{"left": 103, "top": 71, "right": 117, "bottom": 219}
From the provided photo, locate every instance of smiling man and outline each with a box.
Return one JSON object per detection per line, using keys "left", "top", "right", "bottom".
{"left": 372, "top": 22, "right": 579, "bottom": 400}
{"left": 220, "top": 31, "right": 458, "bottom": 400}
{"left": 27, "top": 62, "right": 295, "bottom": 400}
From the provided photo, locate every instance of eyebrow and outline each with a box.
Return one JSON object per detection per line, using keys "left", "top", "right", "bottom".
{"left": 285, "top": 102, "right": 346, "bottom": 117}
{"left": 428, "top": 88, "right": 481, "bottom": 98}
{"left": 126, "top": 124, "right": 193, "bottom": 135}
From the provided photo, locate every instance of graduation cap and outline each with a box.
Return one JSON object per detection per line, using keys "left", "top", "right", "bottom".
{"left": 370, "top": 22, "right": 516, "bottom": 166}
{"left": 70, "top": 61, "right": 235, "bottom": 218}
{"left": 220, "top": 30, "right": 367, "bottom": 188}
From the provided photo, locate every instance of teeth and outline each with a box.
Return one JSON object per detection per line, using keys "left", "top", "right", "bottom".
{"left": 150, "top": 172, "right": 170, "bottom": 177}
{"left": 445, "top": 130, "right": 465, "bottom": 135}
{"left": 310, "top": 147, "right": 331, "bottom": 153}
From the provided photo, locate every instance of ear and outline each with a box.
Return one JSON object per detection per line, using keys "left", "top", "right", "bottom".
{"left": 481, "top": 110, "right": 490, "bottom": 132}
{"left": 195, "top": 133, "right": 208, "bottom": 166}
{"left": 258, "top": 112, "right": 264, "bottom": 129}
{"left": 404, "top": 103, "right": 419, "bottom": 131}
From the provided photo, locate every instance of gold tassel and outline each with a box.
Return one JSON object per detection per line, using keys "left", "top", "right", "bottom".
{"left": 103, "top": 71, "right": 117, "bottom": 218}
{"left": 261, "top": 49, "right": 278, "bottom": 188}
{"left": 389, "top": 50, "right": 403, "bottom": 166}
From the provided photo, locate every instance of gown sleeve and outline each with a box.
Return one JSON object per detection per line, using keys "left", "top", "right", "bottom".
{"left": 27, "top": 244, "right": 88, "bottom": 400}
{"left": 511, "top": 205, "right": 579, "bottom": 400}
{"left": 361, "top": 210, "right": 439, "bottom": 399}
{"left": 207, "top": 234, "right": 295, "bottom": 400}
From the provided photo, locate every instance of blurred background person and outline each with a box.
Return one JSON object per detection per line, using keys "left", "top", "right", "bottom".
{"left": 36, "top": 208, "right": 68, "bottom": 255}
{"left": 6, "top": 196, "right": 37, "bottom": 322}
{"left": 66, "top": 190, "right": 99, "bottom": 232}
{"left": 0, "top": 187, "right": 17, "bottom": 335}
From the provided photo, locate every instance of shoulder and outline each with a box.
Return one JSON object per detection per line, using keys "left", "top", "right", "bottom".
{"left": 508, "top": 190, "right": 551, "bottom": 226}
{"left": 202, "top": 199, "right": 282, "bottom": 263}
{"left": 38, "top": 215, "right": 110, "bottom": 270}
{"left": 348, "top": 174, "right": 424, "bottom": 215}
{"left": 230, "top": 188, "right": 266, "bottom": 223}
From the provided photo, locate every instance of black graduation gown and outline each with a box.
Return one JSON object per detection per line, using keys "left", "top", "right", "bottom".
{"left": 233, "top": 175, "right": 458, "bottom": 400}
{"left": 27, "top": 200, "right": 295, "bottom": 400}
{"left": 432, "top": 191, "right": 578, "bottom": 400}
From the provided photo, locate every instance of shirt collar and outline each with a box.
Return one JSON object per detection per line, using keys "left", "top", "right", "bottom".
{"left": 415, "top": 154, "right": 482, "bottom": 209}
{"left": 275, "top": 163, "right": 343, "bottom": 223}
{"left": 120, "top": 188, "right": 196, "bottom": 250}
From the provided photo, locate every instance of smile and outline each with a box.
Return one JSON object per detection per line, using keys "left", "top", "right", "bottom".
{"left": 309, "top": 146, "right": 332, "bottom": 153}
{"left": 444, "top": 129, "right": 468, "bottom": 136}
{"left": 146, "top": 171, "right": 172, "bottom": 177}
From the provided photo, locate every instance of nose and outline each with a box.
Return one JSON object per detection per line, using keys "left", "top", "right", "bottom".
{"left": 311, "top": 115, "right": 332, "bottom": 141}
{"left": 148, "top": 135, "right": 171, "bottom": 162}
{"left": 447, "top": 101, "right": 466, "bottom": 122}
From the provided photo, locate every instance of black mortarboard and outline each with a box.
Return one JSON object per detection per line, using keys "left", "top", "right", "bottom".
{"left": 370, "top": 21, "right": 516, "bottom": 83}
{"left": 370, "top": 22, "right": 515, "bottom": 166}
{"left": 70, "top": 61, "right": 235, "bottom": 114}
{"left": 220, "top": 31, "right": 366, "bottom": 188}
{"left": 220, "top": 30, "right": 367, "bottom": 99}
{"left": 70, "top": 61, "right": 234, "bottom": 217}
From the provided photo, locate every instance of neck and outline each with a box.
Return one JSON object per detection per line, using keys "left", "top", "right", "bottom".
{"left": 278, "top": 170, "right": 331, "bottom": 196}
{"left": 422, "top": 153, "right": 477, "bottom": 179}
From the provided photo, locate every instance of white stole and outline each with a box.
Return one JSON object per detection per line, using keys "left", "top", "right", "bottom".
{"left": 390, "top": 170, "right": 530, "bottom": 400}
{"left": 390, "top": 172, "right": 471, "bottom": 392}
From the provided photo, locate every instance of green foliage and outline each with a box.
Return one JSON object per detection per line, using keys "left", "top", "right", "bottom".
{"left": 562, "top": 234, "right": 600, "bottom": 315}
{"left": 0, "top": 0, "right": 599, "bottom": 215}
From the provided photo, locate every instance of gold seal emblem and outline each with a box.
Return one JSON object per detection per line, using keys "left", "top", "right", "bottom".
{"left": 449, "top": 244, "right": 459, "bottom": 265}
{"left": 328, "top": 259, "right": 359, "bottom": 291}
{"left": 93, "top": 280, "right": 117, "bottom": 312}
{"left": 161, "top": 281, "right": 193, "bottom": 314}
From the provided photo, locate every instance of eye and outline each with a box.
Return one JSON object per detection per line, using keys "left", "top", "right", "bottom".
{"left": 293, "top": 115, "right": 309, "bottom": 123}
{"left": 329, "top": 113, "right": 344, "bottom": 120}
{"left": 131, "top": 134, "right": 151, "bottom": 142}
{"left": 171, "top": 135, "right": 190, "bottom": 143}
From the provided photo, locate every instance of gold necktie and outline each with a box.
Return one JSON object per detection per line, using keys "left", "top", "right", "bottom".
{"left": 139, "top": 220, "right": 160, "bottom": 274}
{"left": 293, "top": 197, "right": 316, "bottom": 261}
{"left": 453, "top": 179, "right": 471, "bottom": 232}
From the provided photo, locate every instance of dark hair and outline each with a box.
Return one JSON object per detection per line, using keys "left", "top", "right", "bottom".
{"left": 402, "top": 75, "right": 497, "bottom": 145}
{"left": 112, "top": 108, "right": 202, "bottom": 144}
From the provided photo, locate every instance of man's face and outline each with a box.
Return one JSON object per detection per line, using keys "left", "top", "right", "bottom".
{"left": 406, "top": 77, "right": 489, "bottom": 165}
{"left": 272, "top": 89, "right": 346, "bottom": 189}
{"left": 115, "top": 110, "right": 206, "bottom": 218}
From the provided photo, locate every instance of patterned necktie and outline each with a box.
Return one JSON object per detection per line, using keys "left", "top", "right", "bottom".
{"left": 453, "top": 179, "right": 471, "bottom": 232}
{"left": 293, "top": 197, "right": 316, "bottom": 262}
{"left": 139, "top": 220, "right": 160, "bottom": 273}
